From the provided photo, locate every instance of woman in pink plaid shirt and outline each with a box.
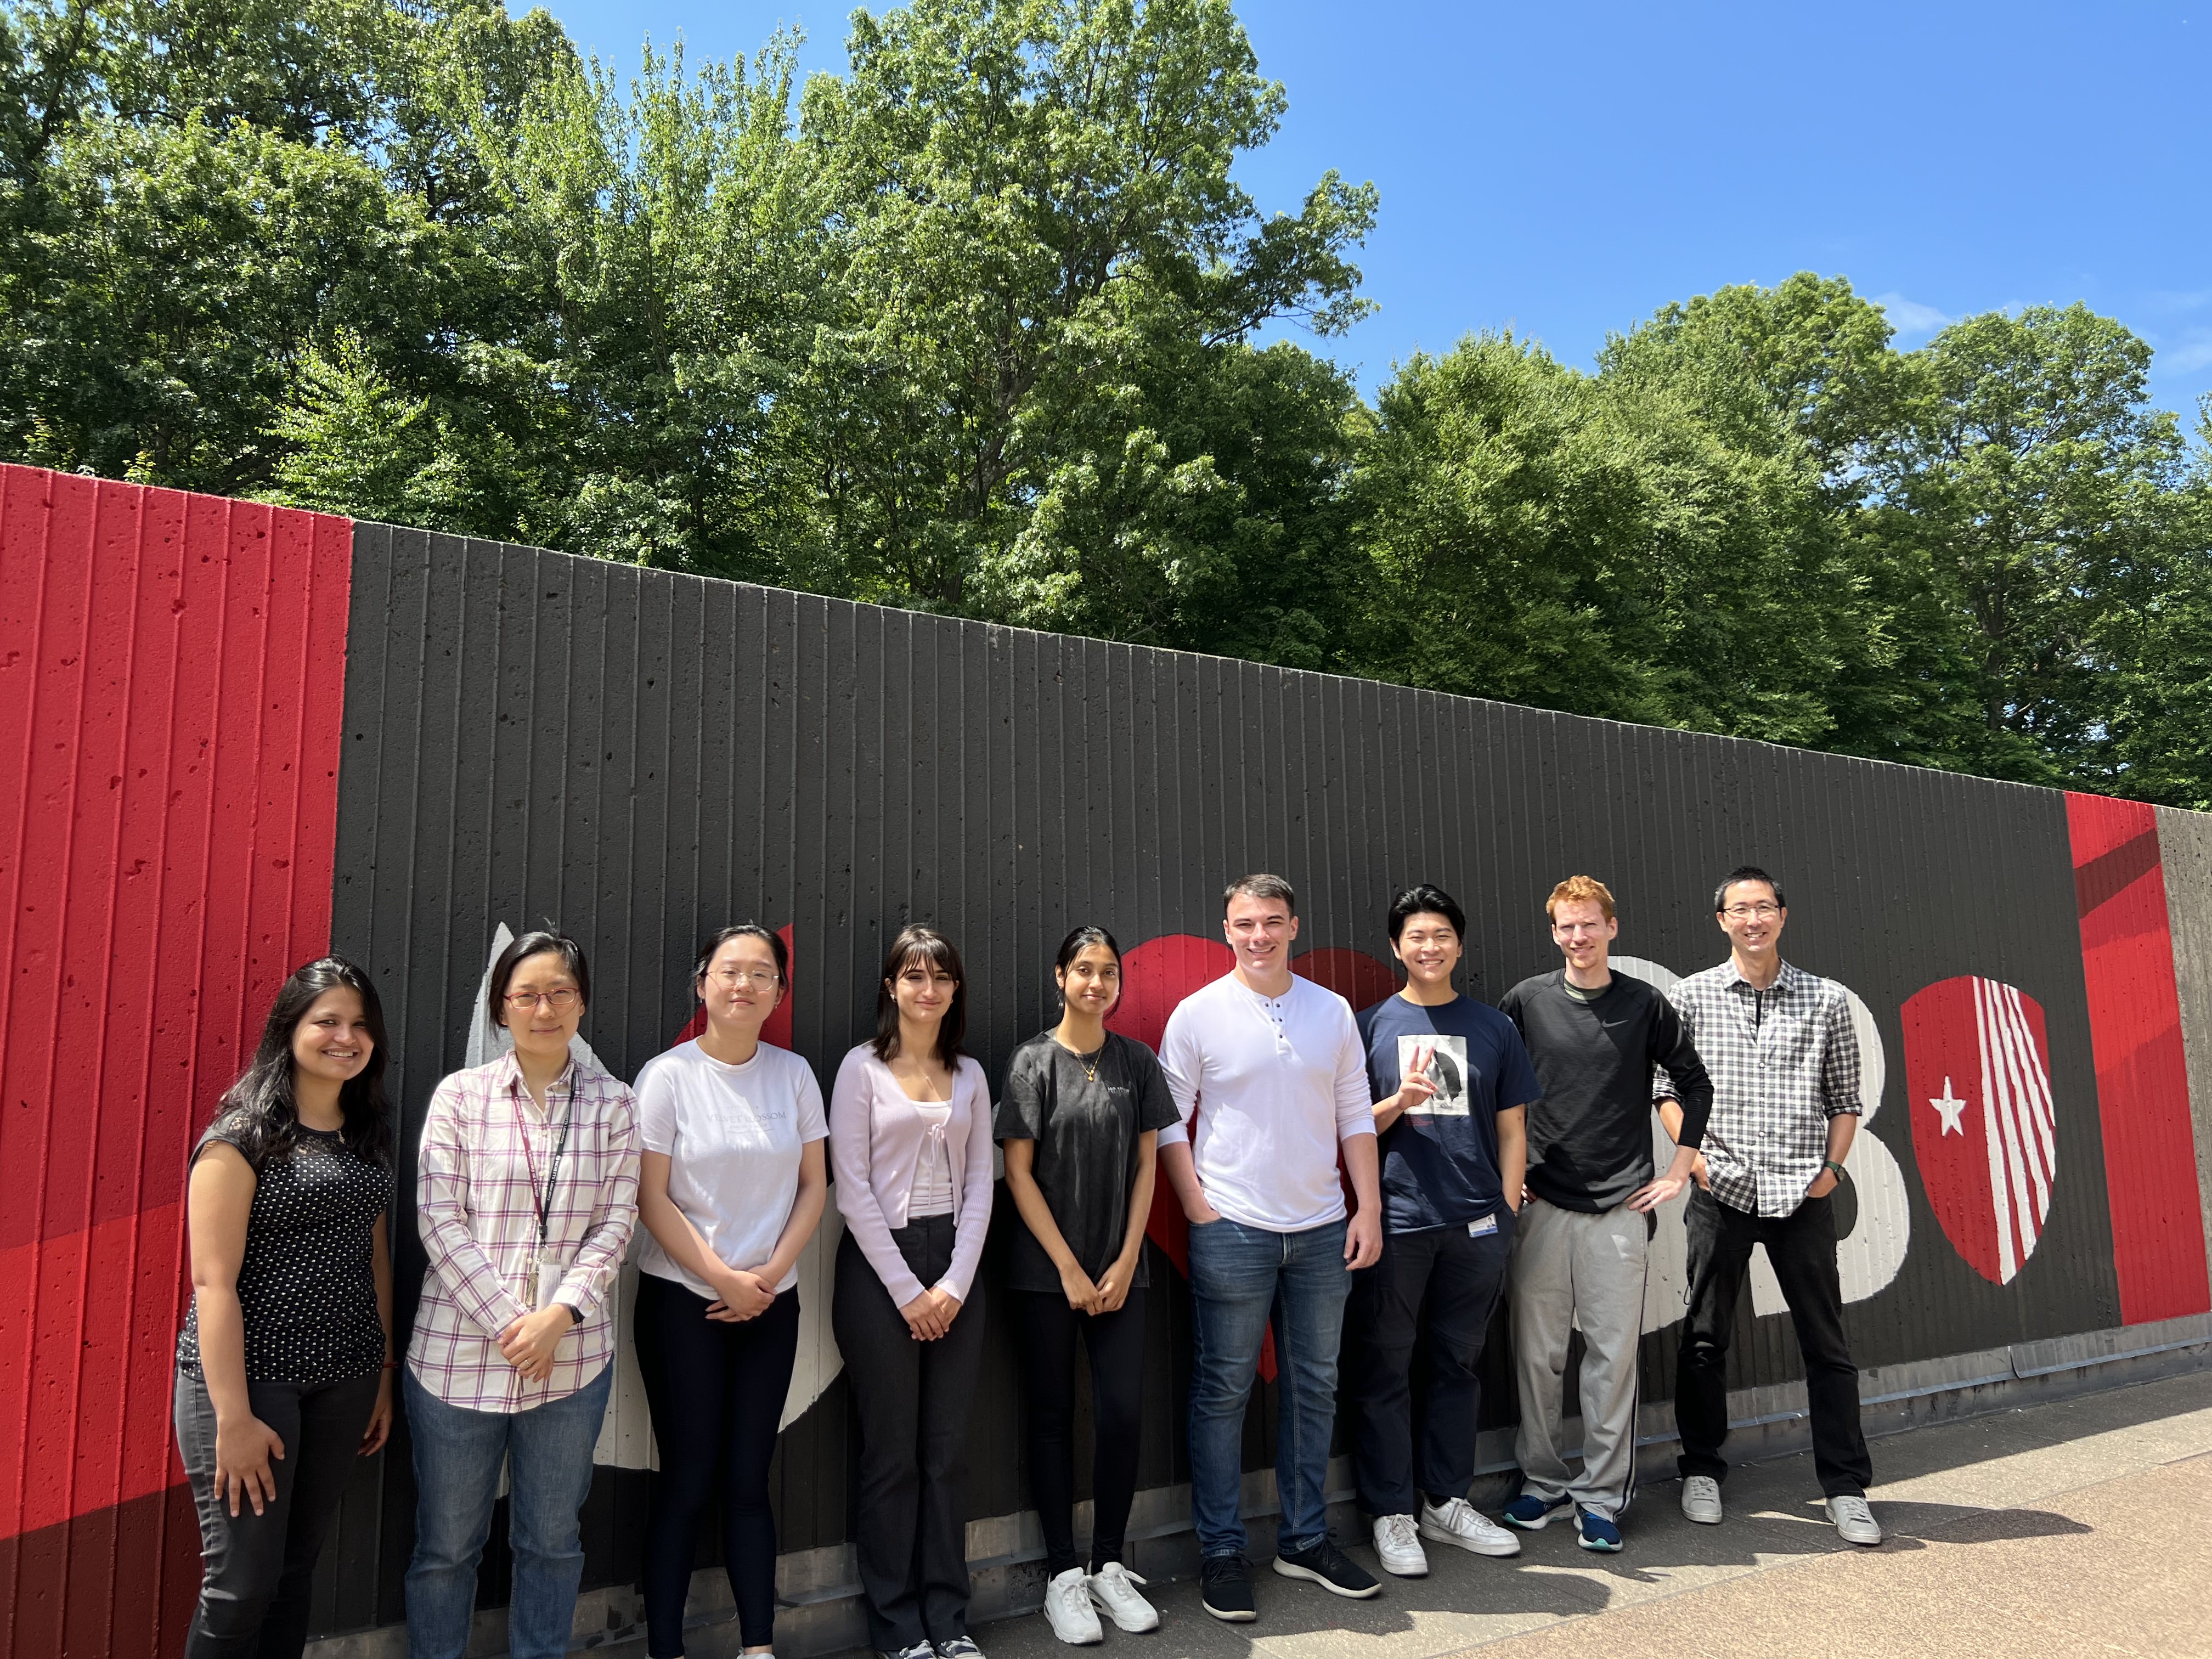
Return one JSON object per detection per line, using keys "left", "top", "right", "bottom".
{"left": 402, "top": 930, "right": 640, "bottom": 1659}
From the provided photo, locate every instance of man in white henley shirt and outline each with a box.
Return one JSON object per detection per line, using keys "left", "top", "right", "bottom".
{"left": 1158, "top": 873, "right": 1384, "bottom": 1621}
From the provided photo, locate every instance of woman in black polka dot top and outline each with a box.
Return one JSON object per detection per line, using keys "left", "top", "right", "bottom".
{"left": 172, "top": 957, "right": 396, "bottom": 1659}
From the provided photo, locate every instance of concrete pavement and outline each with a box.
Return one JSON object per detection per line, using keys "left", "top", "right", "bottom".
{"left": 964, "top": 1369, "right": 2212, "bottom": 1659}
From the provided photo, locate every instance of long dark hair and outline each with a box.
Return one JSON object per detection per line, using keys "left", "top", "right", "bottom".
{"left": 872, "top": 925, "right": 967, "bottom": 1065}
{"left": 211, "top": 957, "right": 392, "bottom": 1170}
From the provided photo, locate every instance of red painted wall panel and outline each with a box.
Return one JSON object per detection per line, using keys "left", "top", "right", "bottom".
{"left": 2065, "top": 792, "right": 2211, "bottom": 1324}
{"left": 0, "top": 466, "right": 351, "bottom": 1657}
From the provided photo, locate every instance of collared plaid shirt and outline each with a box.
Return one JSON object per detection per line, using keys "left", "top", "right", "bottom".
{"left": 1656, "top": 958, "right": 1860, "bottom": 1218}
{"left": 408, "top": 1052, "right": 639, "bottom": 1412}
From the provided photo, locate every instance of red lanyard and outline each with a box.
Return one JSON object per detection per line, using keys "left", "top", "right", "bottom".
{"left": 509, "top": 1079, "right": 573, "bottom": 1255}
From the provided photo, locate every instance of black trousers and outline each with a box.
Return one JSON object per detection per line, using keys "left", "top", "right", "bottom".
{"left": 1350, "top": 1215, "right": 1514, "bottom": 1519}
{"left": 633, "top": 1272, "right": 802, "bottom": 1656}
{"left": 1675, "top": 1186, "right": 1873, "bottom": 1497}
{"left": 172, "top": 1364, "right": 382, "bottom": 1659}
{"left": 1010, "top": 1285, "right": 1149, "bottom": 1577}
{"left": 831, "top": 1217, "right": 987, "bottom": 1651}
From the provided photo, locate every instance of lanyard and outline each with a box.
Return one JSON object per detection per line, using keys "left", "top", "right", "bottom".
{"left": 510, "top": 1078, "right": 574, "bottom": 1258}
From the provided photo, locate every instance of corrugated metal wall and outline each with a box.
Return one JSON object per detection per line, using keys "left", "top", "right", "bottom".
{"left": 320, "top": 521, "right": 2192, "bottom": 1633}
{"left": 4, "top": 468, "right": 2209, "bottom": 1656}
{"left": 0, "top": 468, "right": 353, "bottom": 1658}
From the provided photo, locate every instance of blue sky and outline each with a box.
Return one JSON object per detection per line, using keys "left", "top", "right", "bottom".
{"left": 529, "top": 0, "right": 2212, "bottom": 416}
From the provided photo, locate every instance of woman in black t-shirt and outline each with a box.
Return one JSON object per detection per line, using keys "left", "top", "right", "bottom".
{"left": 173, "top": 957, "right": 395, "bottom": 1659}
{"left": 995, "top": 926, "right": 1178, "bottom": 1646}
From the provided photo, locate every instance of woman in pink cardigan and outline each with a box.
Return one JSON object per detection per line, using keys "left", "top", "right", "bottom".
{"left": 831, "top": 925, "right": 995, "bottom": 1659}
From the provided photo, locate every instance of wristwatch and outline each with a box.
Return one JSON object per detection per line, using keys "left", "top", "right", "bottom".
{"left": 1821, "top": 1159, "right": 1848, "bottom": 1180}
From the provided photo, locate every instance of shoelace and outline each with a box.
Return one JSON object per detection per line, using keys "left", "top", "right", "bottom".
{"left": 1094, "top": 1564, "right": 1148, "bottom": 1589}
{"left": 1380, "top": 1514, "right": 1420, "bottom": 1549}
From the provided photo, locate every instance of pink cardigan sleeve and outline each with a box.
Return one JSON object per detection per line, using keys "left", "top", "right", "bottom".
{"left": 938, "top": 1058, "right": 996, "bottom": 1302}
{"left": 830, "top": 1048, "right": 930, "bottom": 1307}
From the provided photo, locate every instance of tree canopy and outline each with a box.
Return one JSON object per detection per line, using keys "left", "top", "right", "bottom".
{"left": 5, "top": 0, "right": 2209, "bottom": 805}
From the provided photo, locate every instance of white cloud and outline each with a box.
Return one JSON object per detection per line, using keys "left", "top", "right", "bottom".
{"left": 1871, "top": 292, "right": 1953, "bottom": 336}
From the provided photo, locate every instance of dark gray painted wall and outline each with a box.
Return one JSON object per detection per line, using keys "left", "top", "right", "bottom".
{"left": 314, "top": 522, "right": 2124, "bottom": 1631}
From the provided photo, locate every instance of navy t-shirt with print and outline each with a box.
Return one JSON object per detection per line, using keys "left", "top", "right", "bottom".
{"left": 1357, "top": 993, "right": 1543, "bottom": 1233}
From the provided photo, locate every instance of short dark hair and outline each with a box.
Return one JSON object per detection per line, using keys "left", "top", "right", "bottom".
{"left": 1387, "top": 883, "right": 1466, "bottom": 941}
{"left": 488, "top": 929, "right": 591, "bottom": 1029}
{"left": 1223, "top": 872, "right": 1297, "bottom": 916}
{"left": 1713, "top": 866, "right": 1786, "bottom": 912}
{"left": 1054, "top": 924, "right": 1122, "bottom": 975}
{"left": 693, "top": 923, "right": 788, "bottom": 988}
{"left": 873, "top": 924, "right": 967, "bottom": 1065}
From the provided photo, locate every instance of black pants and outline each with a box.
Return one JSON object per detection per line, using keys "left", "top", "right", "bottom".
{"left": 172, "top": 1364, "right": 381, "bottom": 1659}
{"left": 1011, "top": 1285, "right": 1149, "bottom": 1577}
{"left": 1675, "top": 1187, "right": 1872, "bottom": 1497}
{"left": 1350, "top": 1215, "right": 1513, "bottom": 1518}
{"left": 831, "top": 1217, "right": 987, "bottom": 1651}
{"left": 633, "top": 1272, "right": 802, "bottom": 1656}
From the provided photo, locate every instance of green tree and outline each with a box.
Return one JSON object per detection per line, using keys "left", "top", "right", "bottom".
{"left": 1874, "top": 303, "right": 2188, "bottom": 783}
{"left": 795, "top": 0, "right": 1375, "bottom": 614}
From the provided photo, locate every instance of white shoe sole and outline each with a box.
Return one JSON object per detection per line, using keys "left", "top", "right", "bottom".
{"left": 1417, "top": 1521, "right": 1521, "bottom": 1558}
{"left": 1086, "top": 1592, "right": 1160, "bottom": 1633}
{"left": 1043, "top": 1609, "right": 1102, "bottom": 1646}
{"left": 1200, "top": 1599, "right": 1256, "bottom": 1623}
{"left": 1375, "top": 1551, "right": 1429, "bottom": 1578}
{"left": 1500, "top": 1503, "right": 1570, "bottom": 1532}
{"left": 1270, "top": 1557, "right": 1381, "bottom": 1599}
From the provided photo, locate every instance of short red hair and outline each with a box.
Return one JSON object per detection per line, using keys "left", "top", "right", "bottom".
{"left": 1545, "top": 874, "right": 1616, "bottom": 922}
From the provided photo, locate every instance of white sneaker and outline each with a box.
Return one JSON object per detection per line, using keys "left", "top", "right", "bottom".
{"left": 1680, "top": 1476, "right": 1723, "bottom": 1525}
{"left": 1371, "top": 1513, "right": 1429, "bottom": 1577}
{"left": 1085, "top": 1561, "right": 1160, "bottom": 1632}
{"left": 1042, "top": 1567, "right": 1103, "bottom": 1645}
{"left": 1417, "top": 1496, "right": 1521, "bottom": 1558}
{"left": 1825, "top": 1494, "right": 1883, "bottom": 1546}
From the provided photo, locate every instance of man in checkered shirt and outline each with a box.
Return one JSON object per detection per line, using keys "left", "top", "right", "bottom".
{"left": 1654, "top": 866, "right": 1882, "bottom": 1548}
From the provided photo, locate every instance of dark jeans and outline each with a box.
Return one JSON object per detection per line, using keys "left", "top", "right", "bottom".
{"left": 1675, "top": 1186, "right": 1872, "bottom": 1497}
{"left": 1184, "top": 1216, "right": 1352, "bottom": 1559}
{"left": 1011, "top": 1285, "right": 1149, "bottom": 1577}
{"left": 172, "top": 1364, "right": 381, "bottom": 1659}
{"left": 633, "top": 1272, "right": 802, "bottom": 1656}
{"left": 1350, "top": 1214, "right": 1514, "bottom": 1518}
{"left": 831, "top": 1217, "right": 987, "bottom": 1651}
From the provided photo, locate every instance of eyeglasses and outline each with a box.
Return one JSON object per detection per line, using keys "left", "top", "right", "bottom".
{"left": 709, "top": 968, "right": 782, "bottom": 989}
{"left": 1720, "top": 903, "right": 1782, "bottom": 920}
{"left": 504, "top": 988, "right": 580, "bottom": 1010}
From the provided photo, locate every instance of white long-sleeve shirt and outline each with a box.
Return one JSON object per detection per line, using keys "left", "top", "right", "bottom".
{"left": 1156, "top": 973, "right": 1376, "bottom": 1232}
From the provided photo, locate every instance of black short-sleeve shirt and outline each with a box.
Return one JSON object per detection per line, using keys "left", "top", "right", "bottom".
{"left": 175, "top": 1109, "right": 391, "bottom": 1385}
{"left": 994, "top": 1030, "right": 1179, "bottom": 1292}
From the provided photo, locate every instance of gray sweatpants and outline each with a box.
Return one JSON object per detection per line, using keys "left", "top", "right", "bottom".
{"left": 1509, "top": 1197, "right": 1649, "bottom": 1519}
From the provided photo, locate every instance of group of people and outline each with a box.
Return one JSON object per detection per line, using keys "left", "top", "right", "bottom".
{"left": 170, "top": 864, "right": 1882, "bottom": 1659}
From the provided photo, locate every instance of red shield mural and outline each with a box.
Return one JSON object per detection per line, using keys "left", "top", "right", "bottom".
{"left": 1903, "top": 975, "right": 2059, "bottom": 1285}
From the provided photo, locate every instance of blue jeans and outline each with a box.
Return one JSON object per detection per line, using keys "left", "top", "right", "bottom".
{"left": 403, "top": 1363, "right": 613, "bottom": 1659}
{"left": 1186, "top": 1216, "right": 1352, "bottom": 1559}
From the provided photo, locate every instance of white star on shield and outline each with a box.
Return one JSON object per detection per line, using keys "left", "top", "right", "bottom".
{"left": 1928, "top": 1076, "right": 1967, "bottom": 1137}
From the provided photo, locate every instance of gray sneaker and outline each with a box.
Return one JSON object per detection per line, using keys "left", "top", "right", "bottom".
{"left": 1825, "top": 1494, "right": 1882, "bottom": 1546}
{"left": 1679, "top": 1475, "right": 1723, "bottom": 1525}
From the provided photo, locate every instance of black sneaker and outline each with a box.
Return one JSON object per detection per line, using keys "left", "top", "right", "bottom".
{"left": 1271, "top": 1539, "right": 1381, "bottom": 1599}
{"left": 1199, "top": 1555, "right": 1257, "bottom": 1622}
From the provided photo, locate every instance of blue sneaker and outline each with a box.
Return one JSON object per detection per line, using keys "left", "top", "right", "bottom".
{"left": 1575, "top": 1506, "right": 1623, "bottom": 1552}
{"left": 1502, "top": 1493, "right": 1571, "bottom": 1530}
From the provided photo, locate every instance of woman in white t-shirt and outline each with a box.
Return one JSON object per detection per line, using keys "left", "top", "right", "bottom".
{"left": 633, "top": 924, "right": 828, "bottom": 1659}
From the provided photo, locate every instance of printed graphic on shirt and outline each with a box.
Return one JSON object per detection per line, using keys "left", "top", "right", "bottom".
{"left": 1397, "top": 1033, "right": 1471, "bottom": 1116}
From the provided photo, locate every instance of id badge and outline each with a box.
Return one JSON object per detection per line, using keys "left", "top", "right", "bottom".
{"left": 535, "top": 1259, "right": 566, "bottom": 1311}
{"left": 1467, "top": 1214, "right": 1499, "bottom": 1238}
